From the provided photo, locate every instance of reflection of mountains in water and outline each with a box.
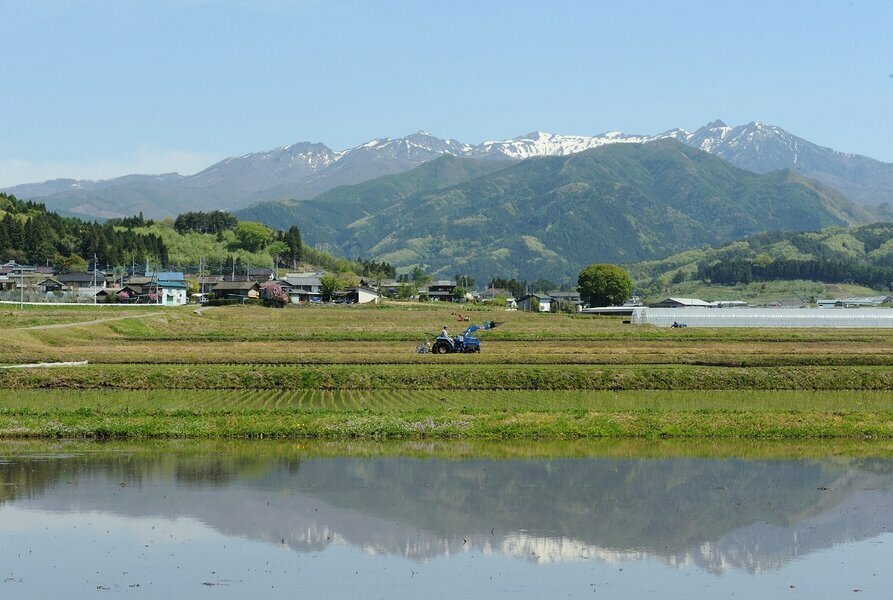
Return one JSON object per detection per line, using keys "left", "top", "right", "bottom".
{"left": 2, "top": 452, "right": 892, "bottom": 573}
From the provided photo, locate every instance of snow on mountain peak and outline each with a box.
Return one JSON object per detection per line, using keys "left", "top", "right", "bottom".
{"left": 214, "top": 120, "right": 807, "bottom": 180}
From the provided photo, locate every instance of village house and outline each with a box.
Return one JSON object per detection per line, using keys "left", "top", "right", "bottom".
{"left": 480, "top": 287, "right": 518, "bottom": 310}
{"left": 277, "top": 273, "right": 323, "bottom": 303}
{"left": 247, "top": 268, "right": 275, "bottom": 282}
{"left": 343, "top": 286, "right": 380, "bottom": 304}
{"left": 548, "top": 290, "right": 581, "bottom": 303}
{"left": 649, "top": 297, "right": 714, "bottom": 309}
{"left": 0, "top": 261, "right": 37, "bottom": 279}
{"left": 56, "top": 271, "right": 106, "bottom": 298}
{"left": 370, "top": 278, "right": 401, "bottom": 297}
{"left": 517, "top": 293, "right": 553, "bottom": 312}
{"left": 548, "top": 290, "right": 583, "bottom": 311}
{"left": 426, "top": 280, "right": 458, "bottom": 302}
{"left": 221, "top": 268, "right": 275, "bottom": 283}
{"left": 818, "top": 296, "right": 892, "bottom": 308}
{"left": 37, "top": 277, "right": 65, "bottom": 294}
{"left": 153, "top": 272, "right": 189, "bottom": 306}
{"left": 157, "top": 280, "right": 188, "bottom": 306}
{"left": 0, "top": 263, "right": 44, "bottom": 293}
{"left": 211, "top": 280, "right": 260, "bottom": 301}
{"left": 114, "top": 283, "right": 156, "bottom": 303}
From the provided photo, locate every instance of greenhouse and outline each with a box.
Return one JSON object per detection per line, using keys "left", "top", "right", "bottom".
{"left": 631, "top": 307, "right": 893, "bottom": 328}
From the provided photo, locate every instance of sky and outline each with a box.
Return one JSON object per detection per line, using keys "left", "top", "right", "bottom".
{"left": 1, "top": 0, "right": 892, "bottom": 187}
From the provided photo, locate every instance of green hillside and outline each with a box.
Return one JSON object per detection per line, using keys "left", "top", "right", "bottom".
{"left": 628, "top": 221, "right": 893, "bottom": 299}
{"left": 236, "top": 155, "right": 510, "bottom": 248}
{"left": 0, "top": 192, "right": 168, "bottom": 268}
{"left": 0, "top": 193, "right": 365, "bottom": 278}
{"left": 237, "top": 140, "right": 875, "bottom": 281}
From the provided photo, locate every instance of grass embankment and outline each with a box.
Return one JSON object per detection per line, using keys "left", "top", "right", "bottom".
{"left": 2, "top": 363, "right": 893, "bottom": 390}
{"left": 5, "top": 436, "right": 893, "bottom": 462}
{"left": 1, "top": 303, "right": 893, "bottom": 439}
{"left": 2, "top": 390, "right": 893, "bottom": 439}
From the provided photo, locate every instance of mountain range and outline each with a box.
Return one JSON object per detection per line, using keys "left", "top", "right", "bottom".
{"left": 236, "top": 140, "right": 877, "bottom": 282}
{"left": 5, "top": 120, "right": 893, "bottom": 220}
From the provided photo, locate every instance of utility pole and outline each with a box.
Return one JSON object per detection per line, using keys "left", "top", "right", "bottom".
{"left": 93, "top": 253, "right": 98, "bottom": 304}
{"left": 19, "top": 267, "right": 24, "bottom": 309}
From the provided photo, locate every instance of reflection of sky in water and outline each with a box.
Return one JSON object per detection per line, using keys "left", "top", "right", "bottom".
{"left": 3, "top": 508, "right": 892, "bottom": 599}
{"left": 1, "top": 450, "right": 893, "bottom": 598}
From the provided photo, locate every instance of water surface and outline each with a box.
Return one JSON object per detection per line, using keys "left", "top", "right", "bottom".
{"left": 1, "top": 440, "right": 892, "bottom": 598}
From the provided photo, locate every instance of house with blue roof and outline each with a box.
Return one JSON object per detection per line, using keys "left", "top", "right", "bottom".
{"left": 158, "top": 280, "right": 188, "bottom": 305}
{"left": 134, "top": 271, "right": 188, "bottom": 305}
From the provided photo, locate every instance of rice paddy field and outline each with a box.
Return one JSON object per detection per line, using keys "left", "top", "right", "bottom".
{"left": 0, "top": 302, "right": 892, "bottom": 439}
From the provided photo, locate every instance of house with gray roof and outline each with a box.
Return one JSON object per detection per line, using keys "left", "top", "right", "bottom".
{"left": 211, "top": 280, "right": 260, "bottom": 301}
{"left": 278, "top": 273, "right": 323, "bottom": 303}
{"left": 517, "top": 293, "right": 553, "bottom": 312}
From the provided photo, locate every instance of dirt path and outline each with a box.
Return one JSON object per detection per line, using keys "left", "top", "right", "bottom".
{"left": 23, "top": 312, "right": 166, "bottom": 331}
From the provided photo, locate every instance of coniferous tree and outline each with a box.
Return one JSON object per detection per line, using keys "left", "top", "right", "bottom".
{"left": 285, "top": 225, "right": 303, "bottom": 267}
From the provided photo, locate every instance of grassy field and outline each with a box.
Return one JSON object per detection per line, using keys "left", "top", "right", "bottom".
{"left": 0, "top": 302, "right": 892, "bottom": 439}
{"left": 0, "top": 303, "right": 164, "bottom": 329}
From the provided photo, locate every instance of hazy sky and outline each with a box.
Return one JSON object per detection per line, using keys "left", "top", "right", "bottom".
{"left": 1, "top": 0, "right": 891, "bottom": 186}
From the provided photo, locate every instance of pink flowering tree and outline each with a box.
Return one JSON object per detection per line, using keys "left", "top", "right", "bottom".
{"left": 147, "top": 292, "right": 160, "bottom": 303}
{"left": 264, "top": 283, "right": 289, "bottom": 307}
{"left": 117, "top": 290, "right": 130, "bottom": 303}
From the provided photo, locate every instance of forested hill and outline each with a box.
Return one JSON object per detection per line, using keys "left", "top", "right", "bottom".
{"left": 628, "top": 221, "right": 893, "bottom": 291}
{"left": 0, "top": 194, "right": 385, "bottom": 279}
{"left": 0, "top": 192, "right": 168, "bottom": 268}
{"left": 235, "top": 155, "right": 511, "bottom": 237}
{"left": 238, "top": 140, "right": 876, "bottom": 282}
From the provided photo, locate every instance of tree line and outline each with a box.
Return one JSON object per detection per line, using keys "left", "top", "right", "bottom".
{"left": 698, "top": 257, "right": 893, "bottom": 289}
{"left": 174, "top": 210, "right": 239, "bottom": 235}
{"left": 0, "top": 193, "right": 168, "bottom": 270}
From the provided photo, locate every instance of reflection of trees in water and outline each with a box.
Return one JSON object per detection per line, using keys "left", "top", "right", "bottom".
{"left": 0, "top": 451, "right": 299, "bottom": 501}
{"left": 174, "top": 454, "right": 299, "bottom": 487}
{"left": 2, "top": 447, "right": 892, "bottom": 573}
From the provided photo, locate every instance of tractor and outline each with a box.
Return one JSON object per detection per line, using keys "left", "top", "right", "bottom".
{"left": 429, "top": 321, "right": 502, "bottom": 354}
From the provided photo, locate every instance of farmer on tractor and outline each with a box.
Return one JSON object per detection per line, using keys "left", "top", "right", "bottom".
{"left": 422, "top": 320, "right": 504, "bottom": 354}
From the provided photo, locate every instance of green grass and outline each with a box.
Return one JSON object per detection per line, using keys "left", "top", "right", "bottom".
{"left": 2, "top": 303, "right": 893, "bottom": 439}
{"left": 1, "top": 405, "right": 892, "bottom": 439}
{"left": 3, "top": 437, "right": 892, "bottom": 461}
{"left": 0, "top": 389, "right": 892, "bottom": 440}
{"left": 4, "top": 389, "right": 893, "bottom": 412}
{"left": 0, "top": 304, "right": 170, "bottom": 329}
{"left": 2, "top": 363, "right": 893, "bottom": 391}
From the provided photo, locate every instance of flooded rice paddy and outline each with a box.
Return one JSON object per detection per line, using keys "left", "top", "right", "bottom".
{"left": 2, "top": 439, "right": 893, "bottom": 598}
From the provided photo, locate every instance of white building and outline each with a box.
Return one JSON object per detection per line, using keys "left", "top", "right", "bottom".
{"left": 345, "top": 286, "right": 380, "bottom": 304}
{"left": 158, "top": 281, "right": 188, "bottom": 306}
{"left": 517, "top": 293, "right": 552, "bottom": 312}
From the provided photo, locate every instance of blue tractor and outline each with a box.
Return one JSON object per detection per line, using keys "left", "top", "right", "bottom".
{"left": 430, "top": 321, "right": 501, "bottom": 354}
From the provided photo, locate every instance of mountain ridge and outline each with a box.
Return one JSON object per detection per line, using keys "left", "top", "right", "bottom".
{"left": 6, "top": 120, "right": 893, "bottom": 219}
{"left": 236, "top": 140, "right": 875, "bottom": 282}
